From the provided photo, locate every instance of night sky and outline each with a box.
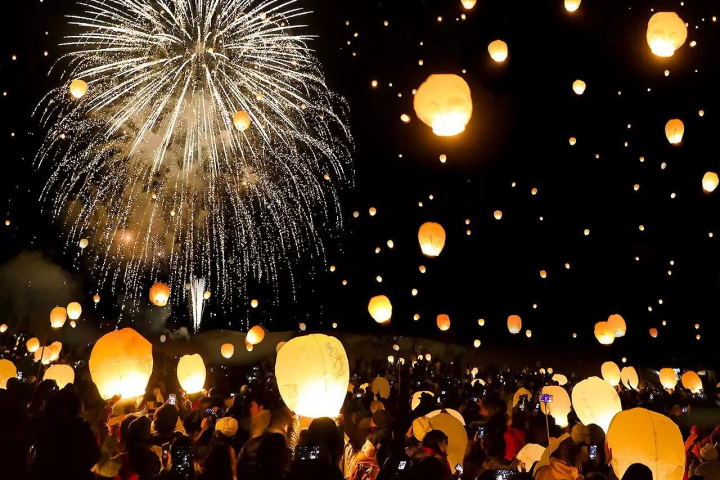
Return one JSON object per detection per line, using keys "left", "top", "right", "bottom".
{"left": 0, "top": 0, "right": 718, "bottom": 368}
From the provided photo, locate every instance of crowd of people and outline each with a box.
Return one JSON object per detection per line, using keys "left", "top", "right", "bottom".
{"left": 0, "top": 348, "right": 719, "bottom": 480}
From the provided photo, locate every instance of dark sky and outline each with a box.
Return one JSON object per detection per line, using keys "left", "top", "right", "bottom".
{"left": 0, "top": 0, "right": 718, "bottom": 368}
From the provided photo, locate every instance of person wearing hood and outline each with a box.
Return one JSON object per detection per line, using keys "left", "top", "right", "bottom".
{"left": 534, "top": 438, "right": 582, "bottom": 480}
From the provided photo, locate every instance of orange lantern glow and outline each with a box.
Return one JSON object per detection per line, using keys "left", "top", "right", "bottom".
{"left": 413, "top": 74, "right": 473, "bottom": 136}
{"left": 0, "top": 360, "right": 17, "bottom": 389}
{"left": 246, "top": 325, "right": 265, "bottom": 345}
{"left": 681, "top": 371, "right": 703, "bottom": 393}
{"left": 647, "top": 12, "right": 687, "bottom": 57}
{"left": 50, "top": 307, "right": 67, "bottom": 328}
{"left": 221, "top": 343, "right": 235, "bottom": 359}
{"left": 66, "top": 302, "right": 82, "bottom": 320}
{"left": 572, "top": 376, "right": 622, "bottom": 433}
{"left": 368, "top": 295, "right": 392, "bottom": 323}
{"left": 659, "top": 368, "right": 678, "bottom": 390}
{"left": 507, "top": 315, "right": 522, "bottom": 334}
{"left": 607, "top": 314, "right": 626, "bottom": 337}
{"left": 177, "top": 354, "right": 206, "bottom": 394}
{"left": 233, "top": 110, "right": 251, "bottom": 131}
{"left": 44, "top": 364, "right": 75, "bottom": 388}
{"left": 26, "top": 337, "right": 40, "bottom": 353}
{"left": 418, "top": 222, "right": 446, "bottom": 257}
{"left": 601, "top": 361, "right": 621, "bottom": 387}
{"left": 149, "top": 282, "right": 170, "bottom": 306}
{"left": 89, "top": 328, "right": 153, "bottom": 399}
{"left": 436, "top": 314, "right": 451, "bottom": 331}
{"left": 488, "top": 40, "right": 509, "bottom": 62}
{"left": 665, "top": 119, "right": 684, "bottom": 144}
{"left": 649, "top": 328, "right": 658, "bottom": 338}
{"left": 620, "top": 366, "right": 639, "bottom": 390}
{"left": 594, "top": 322, "right": 615, "bottom": 345}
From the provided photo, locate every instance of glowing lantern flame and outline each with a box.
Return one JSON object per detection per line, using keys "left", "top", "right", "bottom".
{"left": 232, "top": 110, "right": 251, "bottom": 131}
{"left": 649, "top": 328, "right": 658, "bottom": 338}
{"left": 79, "top": 239, "right": 89, "bottom": 249}
{"left": 659, "top": 368, "right": 678, "bottom": 390}
{"left": 601, "top": 361, "right": 621, "bottom": 386}
{"left": 564, "top": 0, "right": 581, "bottom": 12}
{"left": 177, "top": 354, "right": 206, "bottom": 394}
{"left": 572, "top": 376, "right": 621, "bottom": 433}
{"left": 69, "top": 79, "right": 88, "bottom": 99}
{"left": 89, "top": 328, "right": 153, "bottom": 399}
{"left": 488, "top": 40, "right": 509, "bottom": 62}
{"left": 507, "top": 315, "right": 522, "bottom": 334}
{"left": 0, "top": 360, "right": 17, "bottom": 389}
{"left": 45, "top": 364, "right": 75, "bottom": 388}
{"left": 418, "top": 222, "right": 446, "bottom": 257}
{"left": 702, "top": 172, "right": 718, "bottom": 192}
{"left": 682, "top": 371, "right": 703, "bottom": 393}
{"left": 647, "top": 12, "right": 687, "bottom": 57}
{"left": 573, "top": 80, "right": 586, "bottom": 95}
{"left": 368, "top": 295, "right": 392, "bottom": 323}
{"left": 149, "top": 282, "right": 170, "bottom": 306}
{"left": 621, "top": 366, "right": 639, "bottom": 390}
{"left": 436, "top": 314, "right": 451, "bottom": 331}
{"left": 221, "top": 343, "right": 235, "bottom": 359}
{"left": 607, "top": 314, "right": 626, "bottom": 337}
{"left": 594, "top": 321, "right": 615, "bottom": 345}
{"left": 67, "top": 302, "right": 82, "bottom": 320}
{"left": 461, "top": 0, "right": 476, "bottom": 9}
{"left": 413, "top": 74, "right": 473, "bottom": 136}
{"left": 50, "top": 307, "right": 67, "bottom": 328}
{"left": 26, "top": 337, "right": 40, "bottom": 353}
{"left": 665, "top": 119, "right": 684, "bottom": 144}
{"left": 246, "top": 325, "right": 265, "bottom": 345}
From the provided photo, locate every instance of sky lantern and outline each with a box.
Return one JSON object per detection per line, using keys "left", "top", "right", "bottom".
{"left": 607, "top": 408, "right": 684, "bottom": 480}
{"left": 665, "top": 119, "right": 684, "bottom": 144}
{"left": 461, "top": 0, "right": 476, "bottom": 9}
{"left": 149, "top": 282, "right": 170, "bottom": 306}
{"left": 35, "top": 347, "right": 54, "bottom": 365}
{"left": 245, "top": 341, "right": 254, "bottom": 352}
{"left": 569, "top": 137, "right": 577, "bottom": 146}
{"left": 369, "top": 207, "right": 377, "bottom": 216}
{"left": 413, "top": 74, "right": 473, "bottom": 136}
{"left": 89, "top": 328, "right": 153, "bottom": 399}
{"left": 681, "top": 371, "right": 703, "bottom": 393}
{"left": 649, "top": 328, "right": 658, "bottom": 338}
{"left": 69, "top": 79, "right": 88, "bottom": 99}
{"left": 26, "top": 337, "right": 40, "bottom": 353}
{"left": 44, "top": 364, "right": 75, "bottom": 389}
{"left": 246, "top": 325, "right": 265, "bottom": 345}
{"left": 368, "top": 295, "right": 392, "bottom": 323}
{"left": 572, "top": 376, "right": 622, "bottom": 433}
{"left": 507, "top": 315, "right": 522, "bottom": 334}
{"left": 572, "top": 80, "right": 586, "bottom": 95}
{"left": 540, "top": 270, "right": 547, "bottom": 279}
{"left": 418, "top": 222, "right": 446, "bottom": 257}
{"left": 79, "top": 238, "right": 89, "bottom": 249}
{"left": 702, "top": 172, "right": 719, "bottom": 192}
{"left": 494, "top": 210, "right": 503, "bottom": 220}
{"left": 177, "top": 354, "right": 206, "bottom": 394}
{"left": 488, "top": 40, "right": 508, "bottom": 62}
{"left": 541, "top": 386, "right": 572, "bottom": 427}
{"left": 525, "top": 330, "right": 532, "bottom": 338}
{"left": 48, "top": 341, "right": 62, "bottom": 362}
{"left": 49, "top": 307, "right": 67, "bottom": 329}
{"left": 299, "top": 323, "right": 307, "bottom": 331}
{"left": 66, "top": 302, "right": 82, "bottom": 320}
{"left": 474, "top": 339, "right": 481, "bottom": 348}
{"left": 517, "top": 444, "right": 545, "bottom": 473}
{"left": 251, "top": 299, "right": 259, "bottom": 308}
{"left": 93, "top": 294, "right": 101, "bottom": 303}
{"left": 275, "top": 334, "right": 349, "bottom": 418}
{"left": 607, "top": 314, "right": 626, "bottom": 337}
{"left": 620, "top": 366, "right": 639, "bottom": 390}
{"left": 594, "top": 322, "right": 615, "bottom": 345}
{"left": 659, "top": 368, "right": 678, "bottom": 390}
{"left": 646, "top": 12, "right": 687, "bottom": 57}
{"left": 478, "top": 318, "right": 485, "bottom": 326}
{"left": 564, "top": 0, "right": 581, "bottom": 12}
{"left": 0, "top": 360, "right": 17, "bottom": 389}
{"left": 0, "top": 324, "right": 7, "bottom": 333}
{"left": 437, "top": 314, "right": 451, "bottom": 331}
{"left": 552, "top": 374, "right": 567, "bottom": 386}
{"left": 221, "top": 343, "right": 235, "bottom": 359}
{"left": 233, "top": 110, "right": 251, "bottom": 131}
{"left": 372, "top": 377, "right": 391, "bottom": 399}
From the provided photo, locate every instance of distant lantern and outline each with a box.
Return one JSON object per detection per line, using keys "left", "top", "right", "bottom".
{"left": 541, "top": 386, "right": 572, "bottom": 427}
{"left": 494, "top": 210, "right": 503, "bottom": 220}
{"left": 413, "top": 314, "right": 420, "bottom": 321}
{"left": 299, "top": 323, "right": 307, "bottom": 331}
{"left": 659, "top": 368, "right": 678, "bottom": 390}
{"left": 160, "top": 335, "right": 166, "bottom": 343}
{"left": 0, "top": 360, "right": 17, "bottom": 389}
{"left": 702, "top": 172, "right": 719, "bottom": 192}
{"left": 419, "top": 265, "right": 427, "bottom": 273}
{"left": 251, "top": 299, "right": 259, "bottom": 308}
{"left": 478, "top": 318, "right": 485, "bottom": 326}
{"left": 44, "top": 364, "right": 74, "bottom": 389}
{"left": 50, "top": 307, "right": 67, "bottom": 329}
{"left": 553, "top": 374, "right": 568, "bottom": 386}
{"left": 368, "top": 295, "right": 392, "bottom": 323}
{"left": 393, "top": 344, "right": 400, "bottom": 351}
{"left": 246, "top": 325, "right": 265, "bottom": 345}
{"left": 425, "top": 354, "right": 432, "bottom": 361}
{"left": 682, "top": 371, "right": 703, "bottom": 393}
{"left": 149, "top": 282, "right": 170, "bottom": 306}
{"left": 79, "top": 238, "right": 89, "bottom": 249}
{"left": 474, "top": 339, "right": 481, "bottom": 348}
{"left": 607, "top": 314, "right": 627, "bottom": 337}
{"left": 369, "top": 207, "right": 377, "bottom": 216}
{"left": 245, "top": 342, "right": 254, "bottom": 352}
{"left": 26, "top": 337, "right": 40, "bottom": 353}
{"left": 620, "top": 366, "right": 639, "bottom": 390}
{"left": 276, "top": 334, "right": 349, "bottom": 418}
{"left": 647, "top": 12, "right": 688, "bottom": 57}
{"left": 606, "top": 408, "right": 684, "bottom": 480}
{"left": 488, "top": 40, "right": 509, "bottom": 62}
{"left": 462, "top": 0, "right": 476, "bottom": 9}
{"left": 572, "top": 376, "right": 622, "bottom": 433}
{"left": 507, "top": 315, "right": 522, "bottom": 334}
{"left": 665, "top": 119, "right": 684, "bottom": 144}
{"left": 413, "top": 74, "right": 473, "bottom": 136}
{"left": 0, "top": 324, "right": 6, "bottom": 333}
{"left": 649, "top": 328, "right": 658, "bottom": 338}
{"left": 89, "top": 328, "right": 153, "bottom": 399}
{"left": 204, "top": 291, "right": 211, "bottom": 300}
{"left": 69, "top": 79, "right": 88, "bottom": 99}
{"left": 233, "top": 110, "right": 251, "bottom": 131}
{"left": 66, "top": 302, "right": 82, "bottom": 320}
{"left": 221, "top": 343, "right": 235, "bottom": 359}
{"left": 594, "top": 322, "right": 615, "bottom": 345}
{"left": 540, "top": 270, "right": 547, "bottom": 279}
{"left": 387, "top": 355, "right": 394, "bottom": 364}
{"left": 525, "top": 330, "right": 532, "bottom": 338}
{"left": 93, "top": 294, "right": 100, "bottom": 303}
{"left": 573, "top": 80, "right": 586, "bottom": 95}
{"left": 565, "top": 0, "right": 581, "bottom": 12}
{"left": 418, "top": 222, "right": 446, "bottom": 257}
{"left": 437, "top": 314, "right": 451, "bottom": 331}
{"left": 569, "top": 137, "right": 577, "bottom": 146}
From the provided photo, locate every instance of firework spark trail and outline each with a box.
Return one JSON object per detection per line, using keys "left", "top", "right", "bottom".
{"left": 35, "top": 0, "right": 353, "bottom": 307}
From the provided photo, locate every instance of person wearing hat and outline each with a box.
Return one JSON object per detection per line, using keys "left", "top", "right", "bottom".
{"left": 695, "top": 444, "right": 720, "bottom": 480}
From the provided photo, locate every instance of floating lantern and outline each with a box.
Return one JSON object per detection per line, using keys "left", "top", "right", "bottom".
{"left": 160, "top": 335, "right": 166, "bottom": 343}
{"left": 49, "top": 306, "right": 67, "bottom": 329}
{"left": 66, "top": 302, "right": 82, "bottom": 320}
{"left": 565, "top": 0, "right": 581, "bottom": 12}
{"left": 0, "top": 360, "right": 17, "bottom": 389}
{"left": 620, "top": 366, "right": 639, "bottom": 390}
{"left": 26, "top": 337, "right": 40, "bottom": 353}
{"left": 413, "top": 74, "right": 473, "bottom": 136}
{"left": 553, "top": 374, "right": 568, "bottom": 386}
{"left": 647, "top": 12, "right": 687, "bottom": 57}
{"left": 462, "top": 0, "right": 476, "bottom": 9}
{"left": 569, "top": 137, "right": 577, "bottom": 146}
{"left": 682, "top": 371, "right": 703, "bottom": 393}
{"left": 246, "top": 325, "right": 265, "bottom": 345}
{"left": 69, "top": 79, "right": 88, "bottom": 99}
{"left": 0, "top": 324, "right": 7, "bottom": 333}
{"left": 89, "top": 328, "right": 153, "bottom": 399}
{"left": 478, "top": 318, "right": 485, "bottom": 326}
{"left": 702, "top": 172, "right": 719, "bottom": 192}
{"left": 204, "top": 291, "right": 211, "bottom": 300}
{"left": 93, "top": 294, "right": 100, "bottom": 303}
{"left": 572, "top": 80, "right": 586, "bottom": 95}
{"left": 494, "top": 210, "right": 503, "bottom": 220}
{"left": 474, "top": 339, "right": 481, "bottom": 348}
{"left": 541, "top": 386, "right": 572, "bottom": 427}
{"left": 275, "top": 334, "right": 349, "bottom": 418}
{"left": 649, "top": 328, "right": 658, "bottom": 338}
{"left": 437, "top": 314, "right": 451, "bottom": 331}
{"left": 45, "top": 364, "right": 74, "bottom": 389}
{"left": 572, "top": 376, "right": 622, "bottom": 433}
{"left": 387, "top": 355, "right": 394, "bottom": 363}
{"left": 79, "top": 239, "right": 89, "bottom": 249}
{"left": 540, "top": 270, "right": 547, "bottom": 279}
{"left": 233, "top": 110, "right": 251, "bottom": 131}
{"left": 369, "top": 207, "right": 377, "bottom": 216}
{"left": 251, "top": 299, "right": 259, "bottom": 308}
{"left": 221, "top": 343, "right": 235, "bottom": 359}
{"left": 526, "top": 330, "right": 532, "bottom": 338}
{"left": 659, "top": 368, "right": 678, "bottom": 390}
{"left": 594, "top": 322, "right": 615, "bottom": 345}
{"left": 149, "top": 282, "right": 170, "bottom": 306}
{"left": 517, "top": 444, "right": 545, "bottom": 473}
{"left": 393, "top": 344, "right": 400, "bottom": 351}
{"left": 177, "top": 354, "right": 206, "bottom": 394}
{"left": 507, "top": 315, "right": 522, "bottom": 334}
{"left": 607, "top": 314, "right": 626, "bottom": 337}
{"left": 368, "top": 295, "right": 392, "bottom": 323}
{"left": 245, "top": 342, "right": 254, "bottom": 352}
{"left": 665, "top": 119, "right": 684, "bottom": 144}
{"left": 418, "top": 222, "right": 446, "bottom": 257}
{"left": 299, "top": 323, "right": 307, "bottom": 331}
{"left": 488, "top": 40, "right": 509, "bottom": 62}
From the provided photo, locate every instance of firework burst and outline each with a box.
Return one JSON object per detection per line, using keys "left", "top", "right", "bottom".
{"left": 35, "top": 0, "right": 352, "bottom": 306}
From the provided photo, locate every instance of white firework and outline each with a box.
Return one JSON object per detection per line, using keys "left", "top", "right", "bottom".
{"left": 35, "top": 0, "right": 352, "bottom": 305}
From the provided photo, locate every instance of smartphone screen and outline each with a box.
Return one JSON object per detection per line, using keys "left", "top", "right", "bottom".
{"left": 454, "top": 463, "right": 463, "bottom": 474}
{"left": 589, "top": 445, "right": 598, "bottom": 460}
{"left": 496, "top": 469, "right": 514, "bottom": 480}
{"left": 540, "top": 393, "right": 553, "bottom": 404}
{"left": 477, "top": 426, "right": 485, "bottom": 439}
{"left": 398, "top": 460, "right": 407, "bottom": 470}
{"left": 204, "top": 408, "right": 215, "bottom": 415}
{"left": 167, "top": 394, "right": 176, "bottom": 406}
{"left": 296, "top": 445, "right": 321, "bottom": 460}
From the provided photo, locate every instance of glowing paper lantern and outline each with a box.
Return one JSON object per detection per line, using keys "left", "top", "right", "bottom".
{"left": 646, "top": 12, "right": 687, "bottom": 57}
{"left": 66, "top": 302, "right": 82, "bottom": 320}
{"left": 601, "top": 361, "right": 621, "bottom": 387}
{"left": 478, "top": 318, "right": 485, "bottom": 326}
{"left": 494, "top": 210, "right": 503, "bottom": 220}
{"left": 0, "top": 324, "right": 7, "bottom": 333}
{"left": 251, "top": 299, "right": 259, "bottom": 308}
{"left": 413, "top": 74, "right": 473, "bottom": 136}
{"left": 93, "top": 294, "right": 100, "bottom": 303}
{"left": 507, "top": 315, "right": 522, "bottom": 334}
{"left": 412, "top": 390, "right": 434, "bottom": 410}
{"left": 149, "top": 282, "right": 170, "bottom": 306}
{"left": 702, "top": 172, "right": 719, "bottom": 192}
{"left": 35, "top": 347, "right": 53, "bottom": 365}
{"left": 368, "top": 295, "right": 392, "bottom": 323}
{"left": 79, "top": 239, "right": 89, "bottom": 249}
{"left": 594, "top": 322, "right": 615, "bottom": 345}
{"left": 44, "top": 364, "right": 75, "bottom": 389}
{"left": 245, "top": 342, "right": 254, "bottom": 352}
{"left": 177, "top": 354, "right": 206, "bottom": 394}
{"left": 607, "top": 314, "right": 626, "bottom": 337}
{"left": 221, "top": 343, "right": 235, "bottom": 359}
{"left": 681, "top": 371, "right": 703, "bottom": 393}
{"left": 488, "top": 40, "right": 509, "bottom": 62}
{"left": 526, "top": 330, "right": 532, "bottom": 338}
{"left": 275, "top": 334, "right": 349, "bottom": 418}
{"left": 246, "top": 325, "right": 265, "bottom": 345}
{"left": 606, "top": 408, "right": 684, "bottom": 480}
{"left": 540, "top": 386, "right": 572, "bottom": 427}
{"left": 299, "top": 323, "right": 307, "bottom": 332}
{"left": 89, "top": 328, "right": 153, "bottom": 399}
{"left": 69, "top": 79, "right": 88, "bottom": 99}
{"left": 552, "top": 374, "right": 568, "bottom": 386}
{"left": 461, "top": 0, "right": 476, "bottom": 9}
{"left": 665, "top": 119, "right": 684, "bottom": 144}
{"left": 659, "top": 368, "right": 678, "bottom": 390}
{"left": 572, "top": 80, "right": 586, "bottom": 95}
{"left": 473, "top": 339, "right": 481, "bottom": 348}
{"left": 49, "top": 342, "right": 62, "bottom": 362}
{"left": 620, "top": 366, "right": 639, "bottom": 390}
{"left": 649, "top": 328, "right": 658, "bottom": 338}
{"left": 517, "top": 444, "right": 545, "bottom": 472}
{"left": 428, "top": 412, "right": 468, "bottom": 469}
{"left": 50, "top": 307, "right": 67, "bottom": 328}
{"left": 437, "top": 314, "right": 451, "bottom": 331}
{"left": 564, "top": 0, "right": 581, "bottom": 12}
{"left": 233, "top": 110, "right": 251, "bottom": 131}
{"left": 26, "top": 337, "right": 40, "bottom": 353}
{"left": 418, "top": 222, "right": 446, "bottom": 257}
{"left": 571, "top": 376, "right": 622, "bottom": 433}
{"left": 0, "top": 360, "right": 17, "bottom": 389}
{"left": 372, "top": 376, "right": 391, "bottom": 399}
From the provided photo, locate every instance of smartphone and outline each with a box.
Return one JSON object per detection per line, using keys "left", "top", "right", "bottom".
{"left": 540, "top": 394, "right": 553, "bottom": 404}
{"left": 518, "top": 402, "right": 525, "bottom": 411}
{"left": 455, "top": 463, "right": 464, "bottom": 474}
{"left": 17, "top": 372, "right": 22, "bottom": 380}
{"left": 683, "top": 406, "right": 688, "bottom": 413}
{"left": 589, "top": 445, "right": 598, "bottom": 460}
{"left": 167, "top": 394, "right": 176, "bottom": 406}
{"left": 398, "top": 460, "right": 407, "bottom": 471}
{"left": 296, "top": 445, "right": 321, "bottom": 460}
{"left": 477, "top": 426, "right": 486, "bottom": 439}
{"left": 496, "top": 469, "right": 514, "bottom": 480}
{"left": 204, "top": 408, "right": 215, "bottom": 415}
